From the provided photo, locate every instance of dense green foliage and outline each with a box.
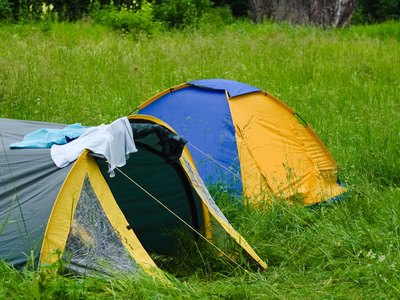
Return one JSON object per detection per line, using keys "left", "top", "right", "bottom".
{"left": 1, "top": 0, "right": 400, "bottom": 26}
{"left": 355, "top": 0, "right": 400, "bottom": 23}
{"left": 0, "top": 0, "right": 214, "bottom": 28}
{"left": 212, "top": 0, "right": 248, "bottom": 18}
{"left": 1, "top": 19, "right": 400, "bottom": 298}
{"left": 152, "top": 0, "right": 212, "bottom": 28}
{"left": 90, "top": 0, "right": 157, "bottom": 33}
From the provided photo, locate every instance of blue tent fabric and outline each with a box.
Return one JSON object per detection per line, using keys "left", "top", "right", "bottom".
{"left": 188, "top": 79, "right": 261, "bottom": 98}
{"left": 9, "top": 123, "right": 87, "bottom": 149}
{"left": 139, "top": 85, "right": 242, "bottom": 192}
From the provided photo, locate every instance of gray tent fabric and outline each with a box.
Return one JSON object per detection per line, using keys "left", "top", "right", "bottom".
{"left": 0, "top": 118, "right": 73, "bottom": 266}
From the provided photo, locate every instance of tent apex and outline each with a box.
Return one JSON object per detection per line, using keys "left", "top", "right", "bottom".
{"left": 187, "top": 79, "right": 261, "bottom": 98}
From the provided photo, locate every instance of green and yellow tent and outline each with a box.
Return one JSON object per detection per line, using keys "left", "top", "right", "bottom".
{"left": 0, "top": 115, "right": 266, "bottom": 274}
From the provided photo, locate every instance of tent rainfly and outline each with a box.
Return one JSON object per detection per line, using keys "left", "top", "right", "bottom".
{"left": 0, "top": 116, "right": 266, "bottom": 274}
{"left": 137, "top": 79, "right": 348, "bottom": 206}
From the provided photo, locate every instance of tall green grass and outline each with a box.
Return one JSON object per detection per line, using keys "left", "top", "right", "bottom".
{"left": 1, "top": 19, "right": 400, "bottom": 298}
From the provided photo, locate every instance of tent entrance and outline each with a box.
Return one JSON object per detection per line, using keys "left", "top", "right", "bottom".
{"left": 97, "top": 130, "right": 204, "bottom": 255}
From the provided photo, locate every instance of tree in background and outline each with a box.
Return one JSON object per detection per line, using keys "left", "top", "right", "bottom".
{"left": 248, "top": 0, "right": 359, "bottom": 27}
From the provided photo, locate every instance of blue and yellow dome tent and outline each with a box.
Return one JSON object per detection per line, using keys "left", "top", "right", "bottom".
{"left": 137, "top": 79, "right": 347, "bottom": 206}
{"left": 0, "top": 115, "right": 266, "bottom": 273}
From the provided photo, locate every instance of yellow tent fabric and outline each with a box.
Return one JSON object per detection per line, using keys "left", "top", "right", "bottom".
{"left": 229, "top": 92, "right": 347, "bottom": 205}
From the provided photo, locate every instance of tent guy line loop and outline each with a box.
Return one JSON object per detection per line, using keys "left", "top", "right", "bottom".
{"left": 108, "top": 161, "right": 256, "bottom": 278}
{"left": 186, "top": 142, "right": 357, "bottom": 259}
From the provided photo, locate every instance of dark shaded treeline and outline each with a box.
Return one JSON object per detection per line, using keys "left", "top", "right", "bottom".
{"left": 0, "top": 0, "right": 399, "bottom": 26}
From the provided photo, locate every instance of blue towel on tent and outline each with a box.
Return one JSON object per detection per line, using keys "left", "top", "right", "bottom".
{"left": 9, "top": 123, "right": 87, "bottom": 149}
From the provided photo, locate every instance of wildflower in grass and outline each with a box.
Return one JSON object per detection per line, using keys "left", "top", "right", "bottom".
{"left": 366, "top": 249, "right": 376, "bottom": 259}
{"left": 378, "top": 255, "right": 386, "bottom": 262}
{"left": 42, "top": 2, "right": 53, "bottom": 14}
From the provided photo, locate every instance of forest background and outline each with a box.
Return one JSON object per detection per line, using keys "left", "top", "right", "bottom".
{"left": 0, "top": 0, "right": 400, "bottom": 27}
{"left": 1, "top": 0, "right": 400, "bottom": 298}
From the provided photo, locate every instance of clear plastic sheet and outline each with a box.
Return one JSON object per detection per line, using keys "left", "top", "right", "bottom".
{"left": 181, "top": 157, "right": 231, "bottom": 226}
{"left": 63, "top": 175, "right": 139, "bottom": 275}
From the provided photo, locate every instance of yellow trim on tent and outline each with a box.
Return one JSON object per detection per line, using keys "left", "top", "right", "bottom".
{"left": 128, "top": 114, "right": 178, "bottom": 133}
{"left": 262, "top": 91, "right": 296, "bottom": 115}
{"left": 40, "top": 150, "right": 89, "bottom": 265}
{"left": 137, "top": 84, "right": 191, "bottom": 111}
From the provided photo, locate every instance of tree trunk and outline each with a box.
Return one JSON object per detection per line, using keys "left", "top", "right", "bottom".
{"left": 249, "top": 0, "right": 358, "bottom": 27}
{"left": 249, "top": 0, "right": 266, "bottom": 23}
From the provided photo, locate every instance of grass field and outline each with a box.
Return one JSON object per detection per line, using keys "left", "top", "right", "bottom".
{"left": 1, "top": 18, "right": 400, "bottom": 298}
